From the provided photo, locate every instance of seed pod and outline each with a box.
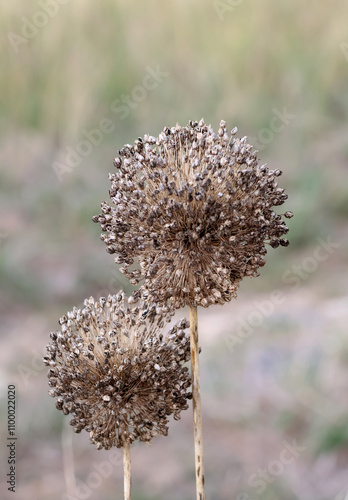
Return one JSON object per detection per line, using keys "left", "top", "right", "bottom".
{"left": 44, "top": 293, "right": 191, "bottom": 450}
{"left": 94, "top": 119, "right": 291, "bottom": 308}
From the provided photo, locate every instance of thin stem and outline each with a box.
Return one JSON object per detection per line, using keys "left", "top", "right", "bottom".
{"left": 123, "top": 438, "right": 132, "bottom": 500}
{"left": 189, "top": 305, "right": 206, "bottom": 500}
{"left": 62, "top": 419, "right": 77, "bottom": 498}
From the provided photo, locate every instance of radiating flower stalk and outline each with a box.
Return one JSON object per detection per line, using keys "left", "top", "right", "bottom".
{"left": 44, "top": 293, "right": 192, "bottom": 499}
{"left": 93, "top": 119, "right": 292, "bottom": 499}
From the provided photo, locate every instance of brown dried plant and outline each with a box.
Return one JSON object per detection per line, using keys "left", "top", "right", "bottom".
{"left": 92, "top": 119, "right": 292, "bottom": 500}
{"left": 93, "top": 119, "right": 292, "bottom": 309}
{"left": 44, "top": 293, "right": 191, "bottom": 450}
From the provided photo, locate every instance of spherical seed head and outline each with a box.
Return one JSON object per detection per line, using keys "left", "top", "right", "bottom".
{"left": 94, "top": 120, "right": 291, "bottom": 308}
{"left": 44, "top": 293, "right": 191, "bottom": 450}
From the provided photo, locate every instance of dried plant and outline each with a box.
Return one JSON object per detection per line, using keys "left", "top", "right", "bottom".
{"left": 92, "top": 119, "right": 292, "bottom": 500}
{"left": 93, "top": 119, "right": 292, "bottom": 309}
{"left": 44, "top": 293, "right": 191, "bottom": 451}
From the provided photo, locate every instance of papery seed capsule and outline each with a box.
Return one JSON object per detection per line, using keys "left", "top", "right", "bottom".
{"left": 93, "top": 120, "right": 291, "bottom": 309}
{"left": 44, "top": 292, "right": 191, "bottom": 450}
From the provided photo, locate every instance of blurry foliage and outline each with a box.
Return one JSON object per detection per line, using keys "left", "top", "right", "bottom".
{"left": 0, "top": 0, "right": 346, "bottom": 369}
{"left": 316, "top": 418, "right": 348, "bottom": 454}
{"left": 2, "top": 1, "right": 348, "bottom": 136}
{"left": 1, "top": 0, "right": 346, "bottom": 312}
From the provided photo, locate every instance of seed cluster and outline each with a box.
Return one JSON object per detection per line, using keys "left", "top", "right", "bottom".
{"left": 94, "top": 119, "right": 292, "bottom": 308}
{"left": 44, "top": 293, "right": 192, "bottom": 449}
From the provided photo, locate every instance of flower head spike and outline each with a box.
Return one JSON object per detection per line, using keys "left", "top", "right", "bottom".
{"left": 93, "top": 120, "right": 292, "bottom": 308}
{"left": 44, "top": 293, "right": 191, "bottom": 450}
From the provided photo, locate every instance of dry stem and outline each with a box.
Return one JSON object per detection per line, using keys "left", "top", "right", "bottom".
{"left": 189, "top": 305, "right": 206, "bottom": 500}
{"left": 62, "top": 419, "right": 77, "bottom": 497}
{"left": 123, "top": 438, "right": 132, "bottom": 500}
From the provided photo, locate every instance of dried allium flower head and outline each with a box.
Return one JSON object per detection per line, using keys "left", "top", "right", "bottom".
{"left": 93, "top": 119, "right": 292, "bottom": 308}
{"left": 44, "top": 293, "right": 191, "bottom": 450}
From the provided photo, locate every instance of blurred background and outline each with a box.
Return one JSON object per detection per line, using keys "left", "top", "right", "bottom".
{"left": 1, "top": 1, "right": 348, "bottom": 499}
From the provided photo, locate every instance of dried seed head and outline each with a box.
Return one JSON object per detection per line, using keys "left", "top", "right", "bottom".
{"left": 94, "top": 120, "right": 291, "bottom": 308}
{"left": 44, "top": 293, "right": 191, "bottom": 449}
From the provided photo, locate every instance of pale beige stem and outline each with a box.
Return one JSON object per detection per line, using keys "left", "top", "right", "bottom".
{"left": 62, "top": 419, "right": 77, "bottom": 498}
{"left": 123, "top": 438, "right": 132, "bottom": 500}
{"left": 189, "top": 305, "right": 206, "bottom": 500}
